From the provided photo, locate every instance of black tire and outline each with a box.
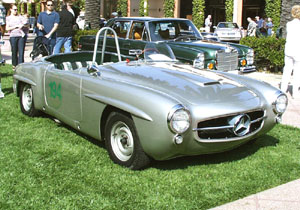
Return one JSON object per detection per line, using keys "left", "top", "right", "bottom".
{"left": 20, "top": 83, "right": 39, "bottom": 117}
{"left": 105, "top": 112, "right": 151, "bottom": 170}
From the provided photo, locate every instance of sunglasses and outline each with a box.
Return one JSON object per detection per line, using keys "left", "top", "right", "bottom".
{"left": 47, "top": 4, "right": 54, "bottom": 6}
{"left": 12, "top": 9, "right": 18, "bottom": 11}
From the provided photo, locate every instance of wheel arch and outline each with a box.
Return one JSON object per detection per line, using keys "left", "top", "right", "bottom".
{"left": 100, "top": 105, "right": 133, "bottom": 141}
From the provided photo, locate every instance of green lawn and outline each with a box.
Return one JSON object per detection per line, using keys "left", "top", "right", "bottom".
{"left": 1, "top": 65, "right": 300, "bottom": 209}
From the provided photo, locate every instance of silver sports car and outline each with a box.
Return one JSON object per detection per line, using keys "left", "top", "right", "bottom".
{"left": 13, "top": 28, "right": 287, "bottom": 169}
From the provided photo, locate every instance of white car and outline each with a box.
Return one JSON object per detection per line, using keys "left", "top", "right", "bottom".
{"left": 214, "top": 22, "right": 242, "bottom": 42}
{"left": 76, "top": 15, "right": 85, "bottom": 30}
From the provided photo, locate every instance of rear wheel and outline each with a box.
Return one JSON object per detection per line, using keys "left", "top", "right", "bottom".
{"left": 20, "top": 83, "right": 39, "bottom": 117}
{"left": 105, "top": 112, "right": 150, "bottom": 170}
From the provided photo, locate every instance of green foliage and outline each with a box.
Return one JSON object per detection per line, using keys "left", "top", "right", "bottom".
{"left": 27, "top": 3, "right": 32, "bottom": 16}
{"left": 20, "top": 3, "right": 25, "bottom": 14}
{"left": 265, "top": 0, "right": 281, "bottom": 30}
{"left": 1, "top": 65, "right": 300, "bottom": 209}
{"left": 117, "top": 0, "right": 128, "bottom": 17}
{"left": 225, "top": 0, "right": 233, "bottom": 22}
{"left": 36, "top": 2, "right": 41, "bottom": 15}
{"left": 192, "top": 0, "right": 205, "bottom": 29}
{"left": 139, "top": 0, "right": 149, "bottom": 17}
{"left": 240, "top": 36, "right": 286, "bottom": 72}
{"left": 163, "top": 0, "right": 175, "bottom": 18}
{"left": 72, "top": 29, "right": 98, "bottom": 51}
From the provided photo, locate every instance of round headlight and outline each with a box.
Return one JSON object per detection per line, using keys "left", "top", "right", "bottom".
{"left": 273, "top": 94, "right": 288, "bottom": 114}
{"left": 168, "top": 105, "right": 191, "bottom": 134}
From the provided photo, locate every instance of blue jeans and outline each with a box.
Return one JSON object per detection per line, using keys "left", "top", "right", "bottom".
{"left": 9, "top": 35, "right": 27, "bottom": 66}
{"left": 53, "top": 37, "right": 72, "bottom": 54}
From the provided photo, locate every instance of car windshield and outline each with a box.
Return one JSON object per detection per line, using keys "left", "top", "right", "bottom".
{"left": 143, "top": 43, "right": 177, "bottom": 62}
{"left": 217, "top": 23, "right": 239, "bottom": 29}
{"left": 148, "top": 20, "right": 203, "bottom": 41}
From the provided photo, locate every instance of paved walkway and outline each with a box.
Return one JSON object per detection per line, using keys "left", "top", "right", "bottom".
{"left": 1, "top": 33, "right": 300, "bottom": 210}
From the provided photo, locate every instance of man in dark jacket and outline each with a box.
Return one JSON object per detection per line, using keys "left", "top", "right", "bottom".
{"left": 53, "top": 3, "right": 74, "bottom": 54}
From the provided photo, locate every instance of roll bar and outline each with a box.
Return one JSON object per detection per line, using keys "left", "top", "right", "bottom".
{"left": 92, "top": 27, "right": 122, "bottom": 65}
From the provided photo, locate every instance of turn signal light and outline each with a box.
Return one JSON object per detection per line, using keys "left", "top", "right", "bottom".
{"left": 241, "top": 59, "right": 247, "bottom": 66}
{"left": 207, "top": 63, "right": 214, "bottom": 69}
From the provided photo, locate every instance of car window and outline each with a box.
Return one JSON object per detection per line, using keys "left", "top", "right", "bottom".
{"left": 110, "top": 21, "right": 131, "bottom": 38}
{"left": 148, "top": 20, "right": 202, "bottom": 41}
{"left": 129, "top": 22, "right": 148, "bottom": 41}
{"left": 218, "top": 23, "right": 239, "bottom": 29}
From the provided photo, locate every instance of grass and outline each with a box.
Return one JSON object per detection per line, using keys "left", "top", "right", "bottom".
{"left": 1, "top": 65, "right": 300, "bottom": 209}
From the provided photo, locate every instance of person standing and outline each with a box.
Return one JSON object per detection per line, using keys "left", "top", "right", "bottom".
{"left": 53, "top": 3, "right": 75, "bottom": 54}
{"left": 281, "top": 5, "right": 300, "bottom": 99}
{"left": 5, "top": 4, "right": 29, "bottom": 69}
{"left": 266, "top": 17, "right": 273, "bottom": 36}
{"left": 205, "top": 15, "right": 212, "bottom": 32}
{"left": 37, "top": 0, "right": 59, "bottom": 54}
{"left": 0, "top": 0, "right": 6, "bottom": 36}
{"left": 247, "top": 17, "right": 257, "bottom": 36}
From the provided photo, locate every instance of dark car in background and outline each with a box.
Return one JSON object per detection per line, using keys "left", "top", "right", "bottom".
{"left": 79, "top": 17, "right": 255, "bottom": 73}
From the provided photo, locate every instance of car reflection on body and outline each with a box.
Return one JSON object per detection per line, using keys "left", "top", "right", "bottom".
{"left": 214, "top": 22, "right": 243, "bottom": 42}
{"left": 201, "top": 32, "right": 220, "bottom": 42}
{"left": 79, "top": 17, "right": 256, "bottom": 73}
{"left": 13, "top": 27, "right": 287, "bottom": 169}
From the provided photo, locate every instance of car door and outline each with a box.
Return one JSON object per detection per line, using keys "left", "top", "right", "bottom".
{"left": 125, "top": 21, "right": 149, "bottom": 56}
{"left": 44, "top": 65, "right": 82, "bottom": 123}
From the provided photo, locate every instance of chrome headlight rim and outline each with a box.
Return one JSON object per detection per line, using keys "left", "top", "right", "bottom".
{"left": 167, "top": 104, "right": 191, "bottom": 134}
{"left": 272, "top": 92, "right": 288, "bottom": 114}
{"left": 193, "top": 53, "right": 205, "bottom": 69}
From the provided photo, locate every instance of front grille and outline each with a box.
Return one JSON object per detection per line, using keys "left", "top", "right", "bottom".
{"left": 216, "top": 50, "right": 238, "bottom": 71}
{"left": 195, "top": 110, "right": 265, "bottom": 140}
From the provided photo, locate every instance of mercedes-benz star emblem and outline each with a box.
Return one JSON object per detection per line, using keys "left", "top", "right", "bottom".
{"left": 231, "top": 114, "right": 251, "bottom": 137}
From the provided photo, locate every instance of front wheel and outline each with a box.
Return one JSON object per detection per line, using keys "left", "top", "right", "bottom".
{"left": 105, "top": 112, "right": 150, "bottom": 170}
{"left": 20, "top": 83, "right": 39, "bottom": 117}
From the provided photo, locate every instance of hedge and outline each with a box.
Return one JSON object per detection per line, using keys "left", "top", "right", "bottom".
{"left": 73, "top": 29, "right": 98, "bottom": 51}
{"left": 240, "top": 36, "right": 285, "bottom": 72}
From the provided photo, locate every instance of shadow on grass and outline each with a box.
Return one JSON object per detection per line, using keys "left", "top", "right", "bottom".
{"left": 0, "top": 72, "right": 14, "bottom": 78}
{"left": 33, "top": 113, "right": 280, "bottom": 170}
{"left": 151, "top": 136, "right": 279, "bottom": 170}
{"left": 2, "top": 87, "right": 14, "bottom": 95}
{"left": 48, "top": 115, "right": 106, "bottom": 149}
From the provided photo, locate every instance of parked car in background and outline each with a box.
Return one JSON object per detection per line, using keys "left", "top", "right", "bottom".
{"left": 28, "top": 17, "right": 36, "bottom": 33}
{"left": 13, "top": 27, "right": 288, "bottom": 169}
{"left": 76, "top": 15, "right": 85, "bottom": 30}
{"left": 79, "top": 17, "right": 256, "bottom": 73}
{"left": 76, "top": 15, "right": 106, "bottom": 30}
{"left": 214, "top": 22, "right": 243, "bottom": 42}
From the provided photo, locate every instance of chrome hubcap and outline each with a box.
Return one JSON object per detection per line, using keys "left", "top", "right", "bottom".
{"left": 110, "top": 121, "right": 134, "bottom": 161}
{"left": 22, "top": 85, "right": 32, "bottom": 112}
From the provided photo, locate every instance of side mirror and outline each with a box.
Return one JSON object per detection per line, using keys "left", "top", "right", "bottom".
{"left": 213, "top": 26, "right": 217, "bottom": 29}
{"left": 129, "top": 49, "right": 143, "bottom": 60}
{"left": 87, "top": 64, "right": 101, "bottom": 77}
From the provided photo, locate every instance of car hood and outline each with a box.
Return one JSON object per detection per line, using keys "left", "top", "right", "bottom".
{"left": 167, "top": 40, "right": 243, "bottom": 58}
{"left": 102, "top": 62, "right": 260, "bottom": 107}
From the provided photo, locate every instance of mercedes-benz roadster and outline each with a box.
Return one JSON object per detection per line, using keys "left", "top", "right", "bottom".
{"left": 13, "top": 28, "right": 287, "bottom": 169}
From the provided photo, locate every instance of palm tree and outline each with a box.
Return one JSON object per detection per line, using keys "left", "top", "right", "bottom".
{"left": 85, "top": 0, "right": 101, "bottom": 29}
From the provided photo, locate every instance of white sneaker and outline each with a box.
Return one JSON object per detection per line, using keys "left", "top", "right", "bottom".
{"left": 0, "top": 91, "right": 4, "bottom": 99}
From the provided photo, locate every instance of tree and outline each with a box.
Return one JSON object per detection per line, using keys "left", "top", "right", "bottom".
{"left": 164, "top": 0, "right": 175, "bottom": 17}
{"left": 192, "top": 0, "right": 205, "bottom": 29}
{"left": 85, "top": 0, "right": 101, "bottom": 29}
{"left": 225, "top": 0, "right": 233, "bottom": 22}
